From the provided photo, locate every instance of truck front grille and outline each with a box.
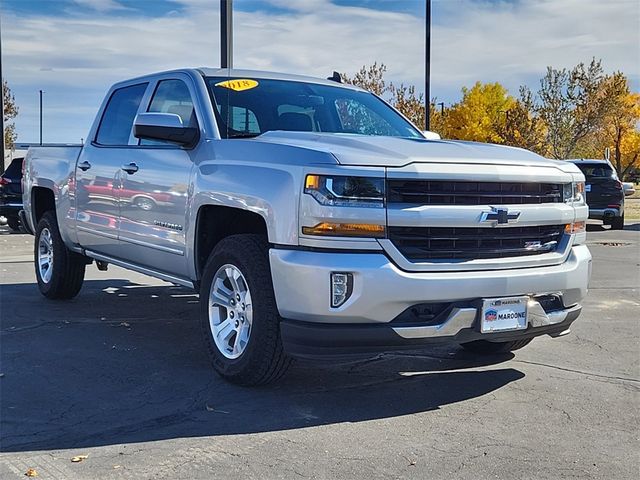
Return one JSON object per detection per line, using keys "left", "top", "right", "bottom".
{"left": 387, "top": 180, "right": 563, "bottom": 205}
{"left": 388, "top": 225, "right": 565, "bottom": 261}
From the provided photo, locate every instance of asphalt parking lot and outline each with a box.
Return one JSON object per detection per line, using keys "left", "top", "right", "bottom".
{"left": 0, "top": 223, "right": 638, "bottom": 479}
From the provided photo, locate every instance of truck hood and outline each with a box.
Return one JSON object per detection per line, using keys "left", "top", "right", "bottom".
{"left": 256, "top": 131, "right": 575, "bottom": 171}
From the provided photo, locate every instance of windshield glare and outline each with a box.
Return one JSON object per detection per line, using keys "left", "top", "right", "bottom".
{"left": 206, "top": 77, "right": 422, "bottom": 139}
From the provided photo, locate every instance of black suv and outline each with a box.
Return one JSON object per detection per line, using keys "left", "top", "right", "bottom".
{"left": 567, "top": 159, "right": 625, "bottom": 230}
{"left": 0, "top": 156, "right": 25, "bottom": 231}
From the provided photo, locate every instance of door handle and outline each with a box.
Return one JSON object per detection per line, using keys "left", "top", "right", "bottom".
{"left": 78, "top": 161, "right": 92, "bottom": 171}
{"left": 121, "top": 162, "right": 139, "bottom": 174}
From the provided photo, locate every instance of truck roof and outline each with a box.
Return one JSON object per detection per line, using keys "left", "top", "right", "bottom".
{"left": 118, "top": 67, "right": 364, "bottom": 91}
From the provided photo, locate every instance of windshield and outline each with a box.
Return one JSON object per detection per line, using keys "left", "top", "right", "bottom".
{"left": 206, "top": 77, "right": 422, "bottom": 139}
{"left": 575, "top": 163, "right": 616, "bottom": 180}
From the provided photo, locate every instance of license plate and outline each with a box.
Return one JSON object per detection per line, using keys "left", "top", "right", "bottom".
{"left": 585, "top": 184, "right": 592, "bottom": 192}
{"left": 481, "top": 296, "right": 528, "bottom": 333}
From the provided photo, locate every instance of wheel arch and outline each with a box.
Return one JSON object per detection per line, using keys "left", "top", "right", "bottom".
{"left": 31, "top": 186, "right": 56, "bottom": 225}
{"left": 193, "top": 205, "right": 269, "bottom": 281}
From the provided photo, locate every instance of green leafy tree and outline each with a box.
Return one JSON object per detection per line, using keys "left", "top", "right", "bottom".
{"left": 533, "top": 58, "right": 611, "bottom": 159}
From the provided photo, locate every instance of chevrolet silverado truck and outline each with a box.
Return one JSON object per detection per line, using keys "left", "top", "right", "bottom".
{"left": 22, "top": 68, "right": 591, "bottom": 385}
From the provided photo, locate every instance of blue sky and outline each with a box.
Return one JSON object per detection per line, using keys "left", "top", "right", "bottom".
{"left": 2, "top": 0, "right": 639, "bottom": 144}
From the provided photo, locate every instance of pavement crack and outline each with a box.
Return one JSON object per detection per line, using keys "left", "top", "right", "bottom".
{"left": 514, "top": 359, "right": 639, "bottom": 383}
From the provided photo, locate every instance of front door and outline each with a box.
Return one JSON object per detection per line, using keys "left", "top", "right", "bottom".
{"left": 118, "top": 77, "right": 197, "bottom": 277}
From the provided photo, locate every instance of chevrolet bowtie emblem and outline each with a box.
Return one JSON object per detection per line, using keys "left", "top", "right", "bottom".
{"left": 480, "top": 207, "right": 521, "bottom": 225}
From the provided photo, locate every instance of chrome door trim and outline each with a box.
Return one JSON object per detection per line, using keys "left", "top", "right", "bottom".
{"left": 119, "top": 235, "right": 185, "bottom": 256}
{"left": 76, "top": 225, "right": 119, "bottom": 240}
{"left": 84, "top": 250, "right": 194, "bottom": 289}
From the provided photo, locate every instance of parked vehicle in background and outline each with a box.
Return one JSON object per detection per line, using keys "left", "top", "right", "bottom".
{"left": 0, "top": 155, "right": 26, "bottom": 231}
{"left": 566, "top": 159, "right": 625, "bottom": 230}
{"left": 622, "top": 182, "right": 636, "bottom": 197}
{"left": 22, "top": 68, "right": 591, "bottom": 385}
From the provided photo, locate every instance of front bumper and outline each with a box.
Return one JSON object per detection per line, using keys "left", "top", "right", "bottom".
{"left": 281, "top": 304, "right": 581, "bottom": 358}
{"left": 270, "top": 245, "right": 591, "bottom": 356}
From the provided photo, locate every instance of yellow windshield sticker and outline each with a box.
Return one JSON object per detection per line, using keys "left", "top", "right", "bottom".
{"left": 215, "top": 79, "right": 259, "bottom": 91}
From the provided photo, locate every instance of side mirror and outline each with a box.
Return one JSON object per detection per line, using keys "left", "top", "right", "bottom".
{"left": 133, "top": 113, "right": 199, "bottom": 147}
{"left": 422, "top": 130, "right": 441, "bottom": 140}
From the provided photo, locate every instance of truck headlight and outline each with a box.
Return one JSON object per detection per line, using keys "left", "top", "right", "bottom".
{"left": 564, "top": 181, "right": 585, "bottom": 205}
{"left": 304, "top": 174, "right": 385, "bottom": 208}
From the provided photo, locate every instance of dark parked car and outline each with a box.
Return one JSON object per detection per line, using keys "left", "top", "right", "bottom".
{"left": 567, "top": 159, "right": 625, "bottom": 230}
{"left": 0, "top": 156, "right": 25, "bottom": 231}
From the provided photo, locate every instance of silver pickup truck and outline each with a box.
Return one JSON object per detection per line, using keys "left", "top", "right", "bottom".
{"left": 22, "top": 68, "right": 591, "bottom": 385}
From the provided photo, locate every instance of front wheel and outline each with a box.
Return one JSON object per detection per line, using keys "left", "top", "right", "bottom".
{"left": 35, "top": 211, "right": 87, "bottom": 299}
{"left": 460, "top": 338, "right": 533, "bottom": 355}
{"left": 199, "top": 234, "right": 291, "bottom": 385}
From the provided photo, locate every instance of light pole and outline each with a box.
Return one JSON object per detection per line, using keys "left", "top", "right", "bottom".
{"left": 1, "top": 19, "right": 5, "bottom": 173}
{"left": 39, "top": 90, "right": 43, "bottom": 145}
{"left": 424, "top": 0, "right": 431, "bottom": 131}
{"left": 220, "top": 0, "right": 233, "bottom": 68}
{"left": 437, "top": 101, "right": 445, "bottom": 115}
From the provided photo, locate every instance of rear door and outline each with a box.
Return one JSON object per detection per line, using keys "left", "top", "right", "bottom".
{"left": 76, "top": 82, "right": 148, "bottom": 257}
{"left": 117, "top": 74, "right": 198, "bottom": 277}
{"left": 577, "top": 163, "right": 623, "bottom": 208}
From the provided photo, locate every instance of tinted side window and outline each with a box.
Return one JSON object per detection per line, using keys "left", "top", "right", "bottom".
{"left": 95, "top": 83, "right": 148, "bottom": 146}
{"left": 147, "top": 79, "right": 196, "bottom": 126}
{"left": 142, "top": 79, "right": 197, "bottom": 146}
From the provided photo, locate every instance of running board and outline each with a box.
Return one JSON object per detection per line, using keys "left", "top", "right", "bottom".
{"left": 83, "top": 250, "right": 195, "bottom": 289}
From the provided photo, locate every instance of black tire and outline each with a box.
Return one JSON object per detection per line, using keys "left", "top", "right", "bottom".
{"left": 34, "top": 211, "right": 87, "bottom": 300}
{"left": 461, "top": 338, "right": 533, "bottom": 355}
{"left": 610, "top": 214, "right": 624, "bottom": 230}
{"left": 199, "top": 234, "right": 292, "bottom": 385}
{"left": 6, "top": 216, "right": 20, "bottom": 232}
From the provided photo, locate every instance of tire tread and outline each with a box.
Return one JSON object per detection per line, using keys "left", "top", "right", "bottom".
{"left": 200, "top": 234, "right": 291, "bottom": 386}
{"left": 35, "top": 211, "right": 86, "bottom": 300}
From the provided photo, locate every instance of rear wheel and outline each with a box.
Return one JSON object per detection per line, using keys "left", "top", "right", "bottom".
{"left": 199, "top": 234, "right": 291, "bottom": 385}
{"left": 460, "top": 338, "right": 533, "bottom": 355}
{"left": 35, "top": 211, "right": 87, "bottom": 299}
{"left": 610, "top": 214, "right": 624, "bottom": 230}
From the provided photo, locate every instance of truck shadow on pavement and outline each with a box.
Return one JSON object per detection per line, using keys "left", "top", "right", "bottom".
{"left": 0, "top": 279, "right": 523, "bottom": 453}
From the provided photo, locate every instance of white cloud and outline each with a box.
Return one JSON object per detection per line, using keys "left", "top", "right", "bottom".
{"left": 2, "top": 0, "right": 638, "bottom": 143}
{"left": 71, "top": 0, "right": 129, "bottom": 12}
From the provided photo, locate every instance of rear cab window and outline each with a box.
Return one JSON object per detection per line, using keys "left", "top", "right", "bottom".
{"left": 95, "top": 83, "right": 148, "bottom": 146}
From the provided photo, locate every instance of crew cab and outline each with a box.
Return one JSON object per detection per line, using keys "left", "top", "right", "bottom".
{"left": 22, "top": 68, "right": 591, "bottom": 385}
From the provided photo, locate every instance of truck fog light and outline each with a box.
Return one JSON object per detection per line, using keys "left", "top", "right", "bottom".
{"left": 331, "top": 272, "right": 353, "bottom": 308}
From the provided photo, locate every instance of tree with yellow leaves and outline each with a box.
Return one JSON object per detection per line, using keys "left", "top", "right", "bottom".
{"left": 600, "top": 74, "right": 640, "bottom": 179}
{"left": 441, "top": 82, "right": 515, "bottom": 144}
